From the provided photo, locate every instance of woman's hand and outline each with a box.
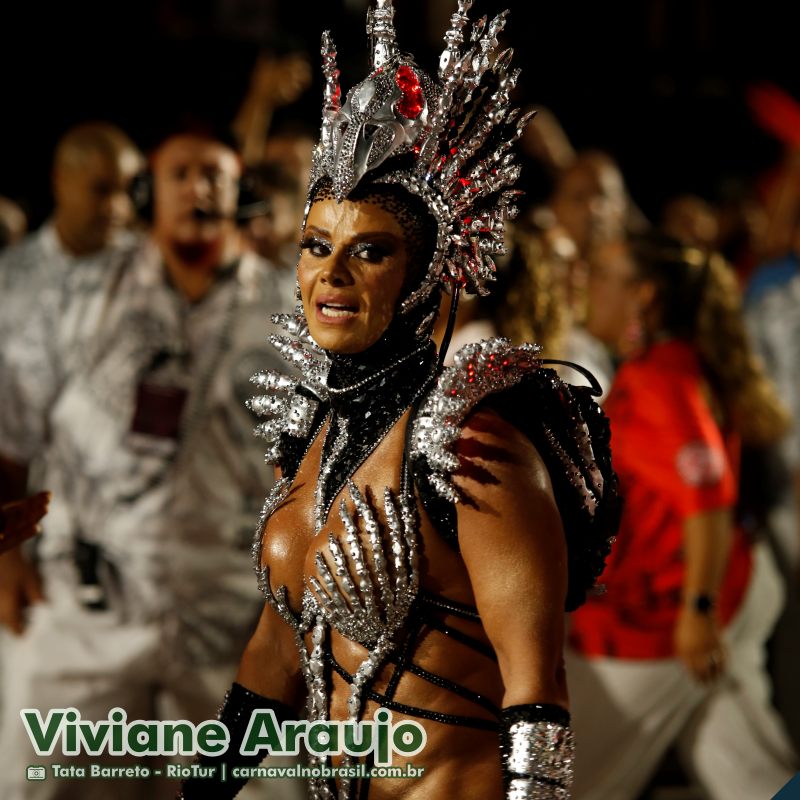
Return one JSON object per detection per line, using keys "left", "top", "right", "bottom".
{"left": 674, "top": 607, "right": 727, "bottom": 684}
{"left": 678, "top": 509, "right": 733, "bottom": 684}
{"left": 0, "top": 545, "right": 45, "bottom": 635}
{"left": 0, "top": 491, "right": 49, "bottom": 555}
{"left": 249, "top": 53, "right": 312, "bottom": 107}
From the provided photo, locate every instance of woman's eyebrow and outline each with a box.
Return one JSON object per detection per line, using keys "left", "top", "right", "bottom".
{"left": 304, "top": 225, "right": 402, "bottom": 245}
{"left": 304, "top": 225, "right": 330, "bottom": 237}
{"left": 349, "top": 232, "right": 401, "bottom": 245}
{"left": 304, "top": 225, "right": 400, "bottom": 244}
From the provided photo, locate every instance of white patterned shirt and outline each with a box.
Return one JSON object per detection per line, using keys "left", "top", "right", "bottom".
{"left": 0, "top": 238, "right": 290, "bottom": 665}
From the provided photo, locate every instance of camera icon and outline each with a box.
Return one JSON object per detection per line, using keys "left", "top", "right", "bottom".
{"left": 27, "top": 766, "right": 47, "bottom": 781}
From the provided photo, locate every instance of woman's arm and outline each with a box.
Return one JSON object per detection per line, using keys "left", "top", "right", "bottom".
{"left": 453, "top": 407, "right": 573, "bottom": 799}
{"left": 179, "top": 602, "right": 305, "bottom": 799}
{"left": 236, "top": 601, "right": 306, "bottom": 708}
{"left": 454, "top": 407, "right": 569, "bottom": 708}
{"left": 230, "top": 53, "right": 312, "bottom": 166}
{"left": 674, "top": 508, "right": 733, "bottom": 683}
{"left": 455, "top": 410, "right": 574, "bottom": 800}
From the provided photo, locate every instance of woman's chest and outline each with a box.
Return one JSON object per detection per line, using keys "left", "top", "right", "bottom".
{"left": 259, "top": 417, "right": 409, "bottom": 611}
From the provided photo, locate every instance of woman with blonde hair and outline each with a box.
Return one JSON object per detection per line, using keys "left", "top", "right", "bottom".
{"left": 567, "top": 232, "right": 797, "bottom": 799}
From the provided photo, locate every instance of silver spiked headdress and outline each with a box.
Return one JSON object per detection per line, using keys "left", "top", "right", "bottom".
{"left": 308, "top": 0, "right": 534, "bottom": 312}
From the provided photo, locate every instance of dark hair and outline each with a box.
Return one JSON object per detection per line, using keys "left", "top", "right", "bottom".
{"left": 145, "top": 115, "right": 240, "bottom": 156}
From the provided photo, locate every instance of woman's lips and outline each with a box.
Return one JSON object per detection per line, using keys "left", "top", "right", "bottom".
{"left": 316, "top": 299, "right": 359, "bottom": 324}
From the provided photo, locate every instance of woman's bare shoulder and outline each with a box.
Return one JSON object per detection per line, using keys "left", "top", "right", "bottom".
{"left": 455, "top": 405, "right": 553, "bottom": 497}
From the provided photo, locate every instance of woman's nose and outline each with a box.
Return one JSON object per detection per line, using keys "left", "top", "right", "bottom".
{"left": 320, "top": 250, "right": 354, "bottom": 286}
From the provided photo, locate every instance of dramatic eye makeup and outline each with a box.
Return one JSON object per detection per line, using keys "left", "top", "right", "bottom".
{"left": 299, "top": 236, "right": 332, "bottom": 257}
{"left": 299, "top": 232, "right": 398, "bottom": 264}
{"left": 348, "top": 242, "right": 393, "bottom": 263}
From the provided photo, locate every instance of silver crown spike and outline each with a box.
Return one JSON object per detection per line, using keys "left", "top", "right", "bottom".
{"left": 320, "top": 31, "right": 341, "bottom": 115}
{"left": 439, "top": 0, "right": 473, "bottom": 80}
{"left": 486, "top": 10, "right": 510, "bottom": 41}
{"left": 367, "top": 0, "right": 399, "bottom": 70}
{"left": 471, "top": 15, "right": 487, "bottom": 42}
{"left": 319, "top": 31, "right": 341, "bottom": 156}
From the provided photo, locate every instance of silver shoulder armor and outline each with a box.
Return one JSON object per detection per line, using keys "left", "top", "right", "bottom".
{"left": 410, "top": 337, "right": 542, "bottom": 502}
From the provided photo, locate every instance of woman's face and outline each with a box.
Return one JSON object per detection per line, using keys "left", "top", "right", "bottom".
{"left": 298, "top": 197, "right": 408, "bottom": 354}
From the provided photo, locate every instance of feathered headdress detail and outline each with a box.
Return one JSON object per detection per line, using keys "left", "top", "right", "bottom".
{"left": 308, "top": 0, "right": 534, "bottom": 311}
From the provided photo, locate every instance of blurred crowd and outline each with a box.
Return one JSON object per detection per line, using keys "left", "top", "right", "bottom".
{"left": 1, "top": 39, "right": 800, "bottom": 800}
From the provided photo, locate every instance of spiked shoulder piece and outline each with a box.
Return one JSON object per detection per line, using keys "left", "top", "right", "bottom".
{"left": 247, "top": 311, "right": 330, "bottom": 476}
{"left": 410, "top": 338, "right": 621, "bottom": 611}
{"left": 309, "top": 0, "right": 534, "bottom": 311}
{"left": 411, "top": 338, "right": 543, "bottom": 503}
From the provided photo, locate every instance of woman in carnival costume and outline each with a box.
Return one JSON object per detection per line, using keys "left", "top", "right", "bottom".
{"left": 568, "top": 234, "right": 797, "bottom": 799}
{"left": 182, "top": 2, "right": 619, "bottom": 797}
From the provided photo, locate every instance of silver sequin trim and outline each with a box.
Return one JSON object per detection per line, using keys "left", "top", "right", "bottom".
{"left": 254, "top": 479, "right": 419, "bottom": 800}
{"left": 248, "top": 311, "right": 329, "bottom": 466}
{"left": 506, "top": 720, "right": 575, "bottom": 799}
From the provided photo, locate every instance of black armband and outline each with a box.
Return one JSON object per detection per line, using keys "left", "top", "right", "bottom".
{"left": 499, "top": 704, "right": 575, "bottom": 799}
{"left": 178, "top": 682, "right": 295, "bottom": 799}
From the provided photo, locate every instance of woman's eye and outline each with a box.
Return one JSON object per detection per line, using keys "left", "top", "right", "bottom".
{"left": 351, "top": 244, "right": 388, "bottom": 263}
{"left": 300, "top": 237, "right": 331, "bottom": 257}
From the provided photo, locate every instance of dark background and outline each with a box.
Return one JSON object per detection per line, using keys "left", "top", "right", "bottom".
{"left": 3, "top": 0, "right": 799, "bottom": 226}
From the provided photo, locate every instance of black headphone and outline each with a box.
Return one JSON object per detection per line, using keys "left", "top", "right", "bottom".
{"left": 129, "top": 167, "right": 269, "bottom": 224}
{"left": 128, "top": 169, "right": 156, "bottom": 222}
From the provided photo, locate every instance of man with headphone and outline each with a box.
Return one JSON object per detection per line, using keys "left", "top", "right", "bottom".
{"left": 0, "top": 125, "right": 302, "bottom": 800}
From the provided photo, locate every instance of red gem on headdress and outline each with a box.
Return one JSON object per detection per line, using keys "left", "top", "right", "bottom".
{"left": 395, "top": 65, "right": 424, "bottom": 119}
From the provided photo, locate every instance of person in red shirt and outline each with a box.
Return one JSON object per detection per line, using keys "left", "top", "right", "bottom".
{"left": 571, "top": 338, "right": 751, "bottom": 662}
{"left": 567, "top": 233, "right": 797, "bottom": 799}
